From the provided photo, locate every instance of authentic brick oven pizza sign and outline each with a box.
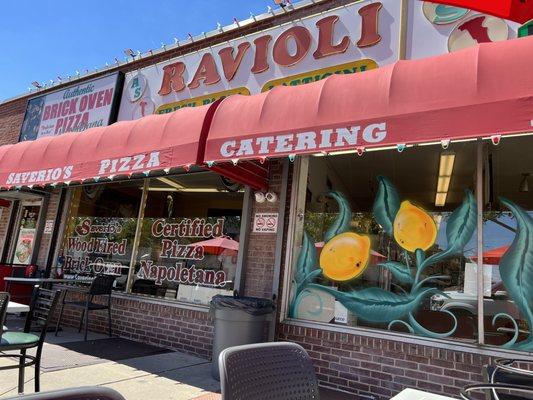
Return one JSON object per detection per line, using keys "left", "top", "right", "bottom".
{"left": 19, "top": 73, "right": 122, "bottom": 142}
{"left": 117, "top": 0, "right": 402, "bottom": 121}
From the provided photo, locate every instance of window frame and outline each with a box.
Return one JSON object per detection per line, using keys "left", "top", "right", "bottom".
{"left": 57, "top": 173, "right": 250, "bottom": 307}
{"left": 281, "top": 140, "right": 500, "bottom": 347}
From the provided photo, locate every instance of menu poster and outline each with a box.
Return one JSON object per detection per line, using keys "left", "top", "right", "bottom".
{"left": 13, "top": 228, "right": 36, "bottom": 265}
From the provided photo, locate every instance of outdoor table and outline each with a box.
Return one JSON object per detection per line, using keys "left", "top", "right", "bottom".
{"left": 390, "top": 388, "right": 456, "bottom": 400}
{"left": 4, "top": 277, "right": 79, "bottom": 311}
{"left": 7, "top": 301, "right": 30, "bottom": 313}
{"left": 4, "top": 277, "right": 75, "bottom": 286}
{"left": 4, "top": 277, "right": 76, "bottom": 293}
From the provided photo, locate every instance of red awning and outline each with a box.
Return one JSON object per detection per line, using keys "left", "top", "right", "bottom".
{"left": 424, "top": 0, "right": 533, "bottom": 24}
{"left": 204, "top": 37, "right": 533, "bottom": 164}
{"left": 0, "top": 105, "right": 214, "bottom": 189}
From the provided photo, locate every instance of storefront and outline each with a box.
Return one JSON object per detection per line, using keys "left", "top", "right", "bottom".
{"left": 0, "top": 0, "right": 532, "bottom": 398}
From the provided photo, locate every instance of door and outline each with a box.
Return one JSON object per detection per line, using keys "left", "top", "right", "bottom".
{"left": 10, "top": 200, "right": 42, "bottom": 265}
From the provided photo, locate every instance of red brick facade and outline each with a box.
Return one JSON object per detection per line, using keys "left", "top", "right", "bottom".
{"left": 0, "top": 1, "right": 523, "bottom": 398}
{"left": 54, "top": 292, "right": 213, "bottom": 359}
{"left": 277, "top": 323, "right": 498, "bottom": 400}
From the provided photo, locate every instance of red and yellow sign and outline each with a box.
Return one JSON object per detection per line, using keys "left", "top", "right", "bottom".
{"left": 261, "top": 60, "right": 378, "bottom": 92}
{"left": 155, "top": 87, "right": 250, "bottom": 114}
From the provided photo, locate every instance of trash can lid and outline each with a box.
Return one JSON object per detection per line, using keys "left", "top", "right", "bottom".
{"left": 210, "top": 295, "right": 275, "bottom": 315}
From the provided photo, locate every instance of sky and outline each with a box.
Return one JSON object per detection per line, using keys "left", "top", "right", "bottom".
{"left": 0, "top": 0, "right": 275, "bottom": 101}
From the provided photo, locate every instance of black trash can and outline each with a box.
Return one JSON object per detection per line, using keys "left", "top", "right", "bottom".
{"left": 210, "top": 294, "right": 275, "bottom": 380}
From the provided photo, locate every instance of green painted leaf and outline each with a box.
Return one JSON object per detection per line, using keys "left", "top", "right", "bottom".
{"left": 378, "top": 261, "right": 414, "bottom": 284}
{"left": 445, "top": 190, "right": 477, "bottom": 253}
{"left": 499, "top": 198, "right": 533, "bottom": 339}
{"left": 324, "top": 191, "right": 352, "bottom": 243}
{"left": 308, "top": 284, "right": 440, "bottom": 323}
{"left": 294, "top": 232, "right": 319, "bottom": 285}
{"left": 372, "top": 176, "right": 400, "bottom": 235}
{"left": 419, "top": 191, "right": 477, "bottom": 273}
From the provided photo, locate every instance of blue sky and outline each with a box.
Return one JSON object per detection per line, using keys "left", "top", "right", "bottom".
{"left": 0, "top": 0, "right": 274, "bottom": 101}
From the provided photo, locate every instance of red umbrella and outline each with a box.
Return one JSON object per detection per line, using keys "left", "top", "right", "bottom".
{"left": 193, "top": 236, "right": 239, "bottom": 256}
{"left": 472, "top": 245, "right": 510, "bottom": 265}
{"left": 424, "top": 0, "right": 533, "bottom": 24}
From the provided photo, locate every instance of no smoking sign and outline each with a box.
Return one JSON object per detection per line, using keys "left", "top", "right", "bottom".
{"left": 253, "top": 213, "right": 278, "bottom": 233}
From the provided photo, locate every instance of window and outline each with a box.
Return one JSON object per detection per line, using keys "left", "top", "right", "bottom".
{"left": 129, "top": 172, "right": 244, "bottom": 305}
{"left": 482, "top": 136, "right": 533, "bottom": 350}
{"left": 56, "top": 171, "right": 246, "bottom": 305}
{"left": 289, "top": 142, "right": 479, "bottom": 343}
{"left": 56, "top": 181, "right": 142, "bottom": 290}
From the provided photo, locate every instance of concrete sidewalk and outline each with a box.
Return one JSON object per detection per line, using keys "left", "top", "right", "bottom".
{"left": 0, "top": 315, "right": 355, "bottom": 399}
{"left": 0, "top": 315, "right": 219, "bottom": 400}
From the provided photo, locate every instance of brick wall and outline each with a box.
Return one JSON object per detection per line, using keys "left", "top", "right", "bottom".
{"left": 243, "top": 160, "right": 284, "bottom": 299}
{"left": 0, "top": 100, "right": 26, "bottom": 146}
{"left": 54, "top": 291, "right": 213, "bottom": 359}
{"left": 36, "top": 189, "right": 62, "bottom": 268}
{"left": 278, "top": 323, "right": 492, "bottom": 400}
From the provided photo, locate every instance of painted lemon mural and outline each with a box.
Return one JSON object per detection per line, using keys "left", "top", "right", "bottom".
{"left": 393, "top": 201, "right": 437, "bottom": 252}
{"left": 319, "top": 232, "right": 371, "bottom": 281}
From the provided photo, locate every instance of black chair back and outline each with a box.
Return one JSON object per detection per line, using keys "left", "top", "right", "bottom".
{"left": 461, "top": 383, "right": 533, "bottom": 400}
{"left": 24, "top": 286, "right": 61, "bottom": 342}
{"left": 0, "top": 292, "right": 9, "bottom": 340}
{"left": 3, "top": 386, "right": 126, "bottom": 400}
{"left": 484, "top": 358, "right": 533, "bottom": 400}
{"left": 89, "top": 275, "right": 115, "bottom": 296}
{"left": 219, "top": 342, "right": 320, "bottom": 400}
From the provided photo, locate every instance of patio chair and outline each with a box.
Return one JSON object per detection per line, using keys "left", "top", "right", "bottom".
{"left": 0, "top": 292, "right": 9, "bottom": 332}
{"left": 461, "top": 383, "right": 533, "bottom": 400}
{"left": 3, "top": 386, "right": 126, "bottom": 400}
{"left": 482, "top": 358, "right": 533, "bottom": 400}
{"left": 0, "top": 286, "right": 61, "bottom": 393}
{"left": 218, "top": 342, "right": 320, "bottom": 400}
{"left": 55, "top": 274, "right": 115, "bottom": 341}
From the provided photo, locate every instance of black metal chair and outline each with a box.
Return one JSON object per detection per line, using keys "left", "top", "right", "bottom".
{"left": 55, "top": 274, "right": 115, "bottom": 341}
{"left": 482, "top": 358, "right": 533, "bottom": 400}
{"left": 3, "top": 386, "right": 126, "bottom": 400}
{"left": 461, "top": 383, "right": 533, "bottom": 400}
{"left": 218, "top": 342, "right": 320, "bottom": 400}
{"left": 0, "top": 291, "right": 9, "bottom": 333}
{"left": 0, "top": 286, "right": 61, "bottom": 394}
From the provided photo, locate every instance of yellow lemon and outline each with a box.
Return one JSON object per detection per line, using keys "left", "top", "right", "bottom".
{"left": 393, "top": 201, "right": 437, "bottom": 252}
{"left": 319, "top": 232, "right": 371, "bottom": 281}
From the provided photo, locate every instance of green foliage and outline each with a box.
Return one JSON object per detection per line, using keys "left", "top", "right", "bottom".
{"left": 372, "top": 176, "right": 400, "bottom": 235}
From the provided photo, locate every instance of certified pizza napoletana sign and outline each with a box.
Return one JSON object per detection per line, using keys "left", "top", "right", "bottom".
{"left": 253, "top": 213, "right": 279, "bottom": 234}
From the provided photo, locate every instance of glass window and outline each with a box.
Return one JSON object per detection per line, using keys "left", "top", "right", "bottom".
{"left": 55, "top": 181, "right": 142, "bottom": 290}
{"left": 289, "top": 142, "right": 479, "bottom": 343}
{"left": 129, "top": 172, "right": 244, "bottom": 305}
{"left": 482, "top": 136, "right": 533, "bottom": 350}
